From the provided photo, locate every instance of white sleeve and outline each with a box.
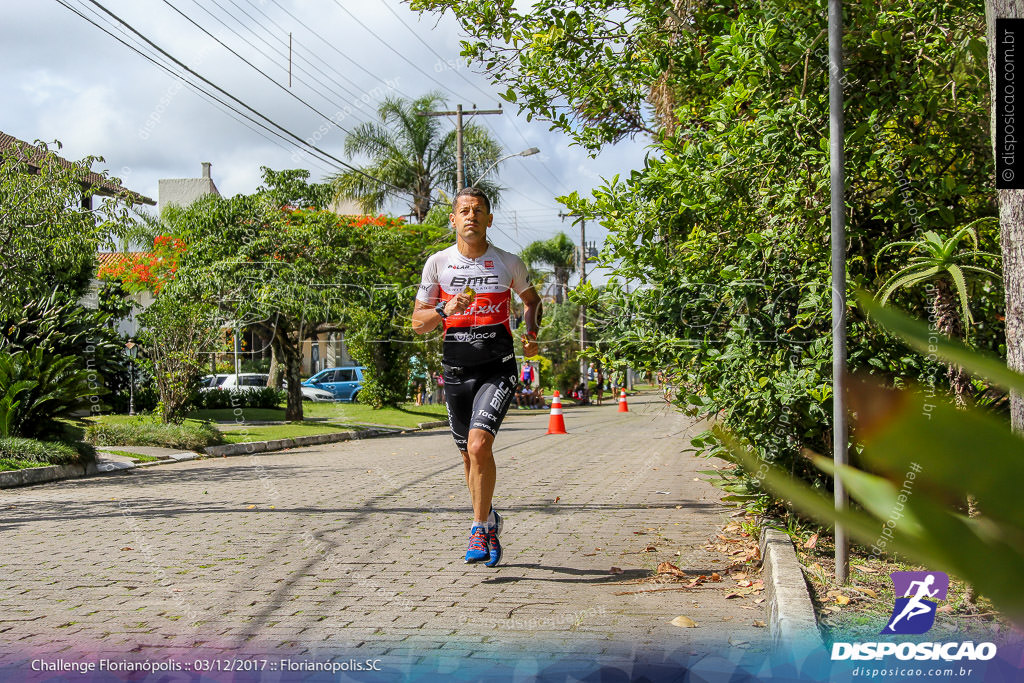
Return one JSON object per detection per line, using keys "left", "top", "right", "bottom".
{"left": 507, "top": 253, "right": 532, "bottom": 296}
{"left": 415, "top": 254, "right": 439, "bottom": 304}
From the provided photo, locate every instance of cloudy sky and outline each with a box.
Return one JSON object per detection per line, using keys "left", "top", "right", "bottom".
{"left": 2, "top": 0, "right": 652, "bottom": 276}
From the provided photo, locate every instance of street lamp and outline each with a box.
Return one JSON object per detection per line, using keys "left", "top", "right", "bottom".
{"left": 124, "top": 340, "right": 138, "bottom": 416}
{"left": 470, "top": 147, "right": 540, "bottom": 187}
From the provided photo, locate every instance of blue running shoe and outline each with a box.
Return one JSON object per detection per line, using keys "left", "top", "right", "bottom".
{"left": 491, "top": 507, "right": 503, "bottom": 536}
{"left": 485, "top": 521, "right": 502, "bottom": 567}
{"left": 465, "top": 525, "right": 488, "bottom": 563}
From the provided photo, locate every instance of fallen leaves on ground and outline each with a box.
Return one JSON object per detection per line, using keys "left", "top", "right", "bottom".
{"left": 670, "top": 615, "right": 697, "bottom": 628}
{"left": 803, "top": 533, "right": 819, "bottom": 549}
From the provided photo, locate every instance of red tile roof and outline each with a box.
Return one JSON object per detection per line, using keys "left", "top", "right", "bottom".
{"left": 0, "top": 132, "right": 155, "bottom": 205}
{"left": 96, "top": 252, "right": 153, "bottom": 268}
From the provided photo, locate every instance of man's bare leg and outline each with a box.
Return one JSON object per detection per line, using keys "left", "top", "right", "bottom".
{"left": 462, "top": 428, "right": 496, "bottom": 521}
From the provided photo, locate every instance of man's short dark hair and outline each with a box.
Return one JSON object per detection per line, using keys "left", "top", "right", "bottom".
{"left": 453, "top": 186, "right": 491, "bottom": 214}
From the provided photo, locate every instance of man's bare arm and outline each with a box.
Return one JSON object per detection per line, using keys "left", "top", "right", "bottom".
{"left": 411, "top": 290, "right": 475, "bottom": 335}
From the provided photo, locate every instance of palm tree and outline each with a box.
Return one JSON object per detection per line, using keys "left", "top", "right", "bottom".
{"left": 521, "top": 232, "right": 577, "bottom": 303}
{"left": 329, "top": 92, "right": 504, "bottom": 222}
{"left": 875, "top": 219, "right": 1000, "bottom": 406}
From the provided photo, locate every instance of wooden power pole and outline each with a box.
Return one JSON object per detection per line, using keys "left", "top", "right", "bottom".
{"left": 417, "top": 104, "right": 502, "bottom": 191}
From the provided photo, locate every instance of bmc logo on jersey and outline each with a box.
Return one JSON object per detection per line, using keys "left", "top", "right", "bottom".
{"left": 484, "top": 260, "right": 494, "bottom": 268}
{"left": 451, "top": 275, "right": 500, "bottom": 288}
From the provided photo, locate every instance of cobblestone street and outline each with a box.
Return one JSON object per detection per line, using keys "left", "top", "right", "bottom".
{"left": 0, "top": 393, "right": 767, "bottom": 672}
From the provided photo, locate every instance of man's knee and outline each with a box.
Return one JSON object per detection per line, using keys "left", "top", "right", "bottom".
{"left": 466, "top": 430, "right": 494, "bottom": 460}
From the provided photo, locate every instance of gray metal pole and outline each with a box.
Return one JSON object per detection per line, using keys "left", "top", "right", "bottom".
{"left": 829, "top": 0, "right": 849, "bottom": 584}
{"left": 456, "top": 104, "right": 464, "bottom": 191}
{"left": 580, "top": 218, "right": 588, "bottom": 403}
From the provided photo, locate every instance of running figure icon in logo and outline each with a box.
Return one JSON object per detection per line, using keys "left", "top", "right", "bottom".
{"left": 883, "top": 571, "right": 950, "bottom": 635}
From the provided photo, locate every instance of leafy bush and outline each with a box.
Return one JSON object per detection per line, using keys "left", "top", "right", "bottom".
{"left": 191, "top": 387, "right": 284, "bottom": 410}
{"left": 0, "top": 290, "right": 129, "bottom": 385}
{"left": 0, "top": 349, "right": 104, "bottom": 438}
{"left": 85, "top": 418, "right": 221, "bottom": 450}
{"left": 0, "top": 436, "right": 83, "bottom": 465}
{"left": 729, "top": 300, "right": 1024, "bottom": 623}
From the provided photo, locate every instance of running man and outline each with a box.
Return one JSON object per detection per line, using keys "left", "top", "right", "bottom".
{"left": 887, "top": 574, "right": 939, "bottom": 631}
{"left": 412, "top": 187, "right": 541, "bottom": 567}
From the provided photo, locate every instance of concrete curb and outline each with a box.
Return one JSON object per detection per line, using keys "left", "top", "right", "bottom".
{"left": 1, "top": 419, "right": 452, "bottom": 489}
{"left": 759, "top": 528, "right": 824, "bottom": 651}
{"left": 0, "top": 462, "right": 98, "bottom": 489}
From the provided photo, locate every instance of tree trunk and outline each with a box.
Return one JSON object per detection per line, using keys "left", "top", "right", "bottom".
{"left": 554, "top": 267, "right": 567, "bottom": 303}
{"left": 267, "top": 339, "right": 282, "bottom": 389}
{"left": 987, "top": 0, "right": 1024, "bottom": 431}
{"left": 933, "top": 279, "right": 971, "bottom": 407}
{"left": 271, "top": 327, "right": 304, "bottom": 421}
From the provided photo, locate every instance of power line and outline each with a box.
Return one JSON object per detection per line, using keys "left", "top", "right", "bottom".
{"left": 57, "top": 0, "right": 343, "bottom": 174}
{"left": 328, "top": 0, "right": 483, "bottom": 104}
{"left": 239, "top": 0, "right": 375, "bottom": 102}
{"left": 265, "top": 0, "right": 416, "bottom": 101}
{"left": 160, "top": 0, "right": 361, "bottom": 138}
{"left": 190, "top": 0, "right": 370, "bottom": 110}
{"left": 376, "top": 0, "right": 495, "bottom": 104}
{"left": 65, "top": 0, "right": 418, "bottom": 199}
{"left": 372, "top": 0, "right": 568, "bottom": 193}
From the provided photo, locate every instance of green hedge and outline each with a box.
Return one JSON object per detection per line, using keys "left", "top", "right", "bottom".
{"left": 86, "top": 418, "right": 221, "bottom": 450}
{"left": 0, "top": 436, "right": 89, "bottom": 466}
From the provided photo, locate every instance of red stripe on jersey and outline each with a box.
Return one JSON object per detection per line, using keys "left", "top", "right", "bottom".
{"left": 441, "top": 290, "right": 513, "bottom": 333}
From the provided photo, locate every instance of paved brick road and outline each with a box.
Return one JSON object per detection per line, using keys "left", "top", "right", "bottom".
{"left": 0, "top": 392, "right": 767, "bottom": 671}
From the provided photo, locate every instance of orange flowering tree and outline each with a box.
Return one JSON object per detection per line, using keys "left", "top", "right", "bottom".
{"left": 97, "top": 235, "right": 185, "bottom": 294}
{"left": 172, "top": 180, "right": 448, "bottom": 417}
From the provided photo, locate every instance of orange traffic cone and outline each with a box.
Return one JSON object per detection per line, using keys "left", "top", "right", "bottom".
{"left": 546, "top": 390, "right": 567, "bottom": 434}
{"left": 618, "top": 389, "right": 629, "bottom": 412}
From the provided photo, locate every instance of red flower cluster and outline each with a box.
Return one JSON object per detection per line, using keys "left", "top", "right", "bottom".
{"left": 97, "top": 235, "right": 186, "bottom": 294}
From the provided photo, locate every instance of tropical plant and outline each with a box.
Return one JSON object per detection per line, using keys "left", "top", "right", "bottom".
{"left": 874, "top": 220, "right": 1001, "bottom": 405}
{"left": 521, "top": 232, "right": 577, "bottom": 303}
{"left": 0, "top": 290, "right": 129, "bottom": 387}
{"left": 0, "top": 349, "right": 103, "bottom": 438}
{"left": 725, "top": 298, "right": 1024, "bottom": 624}
{"left": 328, "top": 92, "right": 504, "bottom": 222}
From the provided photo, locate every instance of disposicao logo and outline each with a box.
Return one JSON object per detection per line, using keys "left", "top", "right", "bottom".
{"left": 884, "top": 571, "right": 949, "bottom": 635}
{"left": 831, "top": 570, "right": 997, "bottom": 662}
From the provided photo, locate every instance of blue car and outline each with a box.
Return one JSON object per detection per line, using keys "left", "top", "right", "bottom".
{"left": 302, "top": 366, "right": 365, "bottom": 402}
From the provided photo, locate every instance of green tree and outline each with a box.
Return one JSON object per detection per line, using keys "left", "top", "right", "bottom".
{"left": 520, "top": 232, "right": 577, "bottom": 303}
{"left": 172, "top": 185, "right": 449, "bottom": 416}
{"left": 875, "top": 220, "right": 1001, "bottom": 405}
{"left": 0, "top": 139, "right": 133, "bottom": 317}
{"left": 419, "top": 0, "right": 1000, "bottom": 503}
{"left": 329, "top": 92, "right": 504, "bottom": 222}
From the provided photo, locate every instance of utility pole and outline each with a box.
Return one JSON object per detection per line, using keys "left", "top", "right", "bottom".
{"left": 828, "top": 0, "right": 849, "bottom": 584}
{"left": 417, "top": 104, "right": 502, "bottom": 191}
{"left": 561, "top": 212, "right": 588, "bottom": 403}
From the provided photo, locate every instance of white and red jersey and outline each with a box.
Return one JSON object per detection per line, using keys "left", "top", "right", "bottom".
{"left": 416, "top": 243, "right": 532, "bottom": 367}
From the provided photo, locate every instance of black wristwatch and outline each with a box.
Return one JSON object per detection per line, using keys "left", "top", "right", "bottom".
{"left": 435, "top": 300, "right": 449, "bottom": 319}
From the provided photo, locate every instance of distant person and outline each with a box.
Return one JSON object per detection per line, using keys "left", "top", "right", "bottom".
{"left": 411, "top": 187, "right": 541, "bottom": 568}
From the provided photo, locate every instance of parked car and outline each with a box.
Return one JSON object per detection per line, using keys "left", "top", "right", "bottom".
{"left": 199, "top": 373, "right": 333, "bottom": 402}
{"left": 303, "top": 366, "right": 365, "bottom": 402}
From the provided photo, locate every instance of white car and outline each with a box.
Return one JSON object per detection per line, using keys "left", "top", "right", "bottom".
{"left": 199, "top": 374, "right": 334, "bottom": 402}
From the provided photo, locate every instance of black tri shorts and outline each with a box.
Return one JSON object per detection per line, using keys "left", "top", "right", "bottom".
{"left": 443, "top": 354, "right": 519, "bottom": 451}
